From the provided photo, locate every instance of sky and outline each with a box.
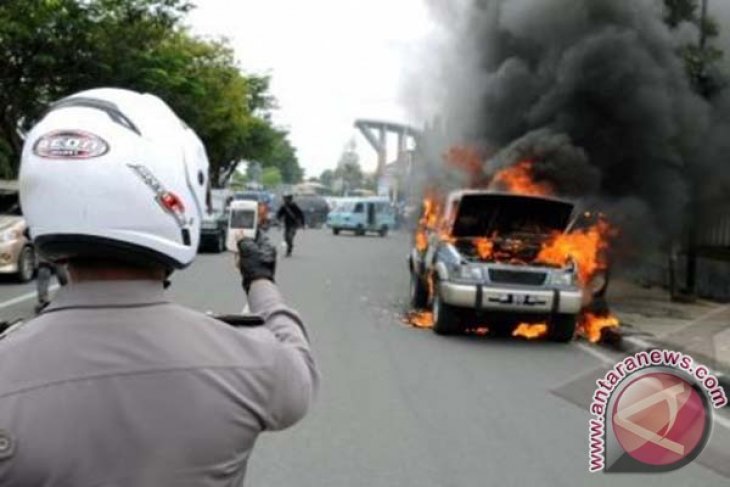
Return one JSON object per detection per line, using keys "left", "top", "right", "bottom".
{"left": 188, "top": 0, "right": 436, "bottom": 177}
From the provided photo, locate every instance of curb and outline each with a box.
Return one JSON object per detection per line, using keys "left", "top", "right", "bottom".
{"left": 600, "top": 326, "right": 730, "bottom": 408}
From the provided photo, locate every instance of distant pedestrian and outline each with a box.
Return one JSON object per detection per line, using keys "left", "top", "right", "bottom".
{"left": 276, "top": 193, "right": 305, "bottom": 257}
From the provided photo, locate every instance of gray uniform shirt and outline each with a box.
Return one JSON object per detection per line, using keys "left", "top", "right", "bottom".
{"left": 0, "top": 279, "right": 318, "bottom": 486}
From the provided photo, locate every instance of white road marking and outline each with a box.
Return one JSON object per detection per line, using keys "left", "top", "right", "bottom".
{"left": 0, "top": 285, "right": 59, "bottom": 310}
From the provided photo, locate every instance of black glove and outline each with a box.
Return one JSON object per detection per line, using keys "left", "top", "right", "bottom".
{"left": 237, "top": 234, "right": 277, "bottom": 293}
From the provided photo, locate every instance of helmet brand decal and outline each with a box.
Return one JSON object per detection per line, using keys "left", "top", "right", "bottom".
{"left": 128, "top": 164, "right": 190, "bottom": 228}
{"left": 33, "top": 130, "right": 109, "bottom": 159}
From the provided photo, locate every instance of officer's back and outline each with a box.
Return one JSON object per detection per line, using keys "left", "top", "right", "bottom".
{"left": 0, "top": 88, "right": 317, "bottom": 486}
{"left": 0, "top": 281, "right": 312, "bottom": 486}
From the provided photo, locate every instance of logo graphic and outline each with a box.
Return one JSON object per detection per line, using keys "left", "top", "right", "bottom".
{"left": 611, "top": 371, "right": 709, "bottom": 469}
{"left": 588, "top": 350, "right": 727, "bottom": 473}
{"left": 33, "top": 130, "right": 109, "bottom": 159}
{"left": 128, "top": 164, "right": 189, "bottom": 228}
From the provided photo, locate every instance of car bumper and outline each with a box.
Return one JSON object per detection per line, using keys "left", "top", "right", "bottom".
{"left": 439, "top": 281, "right": 583, "bottom": 315}
{"left": 201, "top": 224, "right": 224, "bottom": 235}
{"left": 0, "top": 241, "right": 23, "bottom": 274}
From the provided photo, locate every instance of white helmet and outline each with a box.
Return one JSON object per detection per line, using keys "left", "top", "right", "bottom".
{"left": 19, "top": 88, "right": 209, "bottom": 270}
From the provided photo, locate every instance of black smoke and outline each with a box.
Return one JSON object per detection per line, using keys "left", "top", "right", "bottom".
{"left": 412, "top": 0, "right": 730, "bottom": 266}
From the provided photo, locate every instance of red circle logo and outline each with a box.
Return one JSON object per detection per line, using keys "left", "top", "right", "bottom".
{"left": 612, "top": 372, "right": 708, "bottom": 467}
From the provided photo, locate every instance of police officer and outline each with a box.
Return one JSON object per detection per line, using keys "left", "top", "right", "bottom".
{"left": 0, "top": 88, "right": 318, "bottom": 486}
{"left": 276, "top": 193, "right": 305, "bottom": 257}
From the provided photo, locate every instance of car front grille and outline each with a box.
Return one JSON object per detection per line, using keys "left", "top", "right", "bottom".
{"left": 488, "top": 269, "right": 548, "bottom": 286}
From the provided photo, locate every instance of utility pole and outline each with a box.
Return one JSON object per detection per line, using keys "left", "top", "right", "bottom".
{"left": 682, "top": 0, "right": 710, "bottom": 299}
{"left": 699, "top": 0, "right": 709, "bottom": 50}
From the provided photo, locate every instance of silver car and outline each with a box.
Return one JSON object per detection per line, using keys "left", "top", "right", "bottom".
{"left": 409, "top": 190, "right": 584, "bottom": 341}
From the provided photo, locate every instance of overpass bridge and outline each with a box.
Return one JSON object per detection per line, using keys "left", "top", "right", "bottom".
{"left": 354, "top": 119, "right": 421, "bottom": 177}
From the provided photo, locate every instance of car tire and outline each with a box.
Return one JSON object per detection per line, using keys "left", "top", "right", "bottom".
{"left": 410, "top": 272, "right": 429, "bottom": 309}
{"left": 378, "top": 226, "right": 388, "bottom": 237}
{"left": 355, "top": 226, "right": 365, "bottom": 236}
{"left": 550, "top": 314, "right": 577, "bottom": 343}
{"left": 215, "top": 231, "right": 226, "bottom": 253}
{"left": 16, "top": 246, "right": 35, "bottom": 283}
{"left": 432, "top": 291, "right": 463, "bottom": 336}
{"left": 332, "top": 228, "right": 340, "bottom": 236}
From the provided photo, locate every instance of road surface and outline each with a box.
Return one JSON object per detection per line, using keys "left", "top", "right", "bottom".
{"left": 0, "top": 229, "right": 728, "bottom": 486}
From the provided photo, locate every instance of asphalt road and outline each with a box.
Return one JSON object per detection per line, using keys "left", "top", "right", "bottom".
{"left": 0, "top": 228, "right": 729, "bottom": 486}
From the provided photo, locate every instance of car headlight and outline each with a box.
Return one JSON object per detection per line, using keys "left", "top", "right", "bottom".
{"left": 549, "top": 270, "right": 576, "bottom": 287}
{"left": 457, "top": 264, "right": 483, "bottom": 282}
{"left": 0, "top": 228, "right": 20, "bottom": 243}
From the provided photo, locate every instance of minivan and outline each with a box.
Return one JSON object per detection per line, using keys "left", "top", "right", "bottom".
{"left": 327, "top": 197, "right": 396, "bottom": 237}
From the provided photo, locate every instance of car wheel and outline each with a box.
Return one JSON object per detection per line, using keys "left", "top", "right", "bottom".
{"left": 378, "top": 226, "right": 389, "bottom": 237}
{"left": 17, "top": 246, "right": 36, "bottom": 283}
{"left": 332, "top": 228, "right": 340, "bottom": 236}
{"left": 432, "top": 290, "right": 463, "bottom": 336}
{"left": 410, "top": 272, "right": 429, "bottom": 309}
{"left": 550, "top": 314, "right": 577, "bottom": 343}
{"left": 215, "top": 231, "right": 226, "bottom": 253}
{"left": 355, "top": 226, "right": 365, "bottom": 236}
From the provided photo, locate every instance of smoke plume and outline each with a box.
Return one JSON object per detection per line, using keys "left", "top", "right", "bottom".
{"left": 410, "top": 0, "right": 730, "bottom": 262}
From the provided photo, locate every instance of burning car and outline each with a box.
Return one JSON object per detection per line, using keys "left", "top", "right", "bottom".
{"left": 408, "top": 190, "right": 606, "bottom": 341}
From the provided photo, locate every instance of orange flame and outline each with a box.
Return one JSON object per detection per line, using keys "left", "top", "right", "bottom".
{"left": 474, "top": 238, "right": 494, "bottom": 260}
{"left": 446, "top": 146, "right": 488, "bottom": 186}
{"left": 580, "top": 313, "right": 619, "bottom": 343}
{"left": 406, "top": 151, "right": 620, "bottom": 344}
{"left": 415, "top": 197, "right": 441, "bottom": 252}
{"left": 537, "top": 219, "right": 614, "bottom": 286}
{"left": 492, "top": 161, "right": 554, "bottom": 196}
{"left": 512, "top": 323, "right": 549, "bottom": 339}
{"left": 405, "top": 311, "right": 434, "bottom": 329}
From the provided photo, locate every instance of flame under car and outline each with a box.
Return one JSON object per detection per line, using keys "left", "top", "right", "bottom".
{"left": 409, "top": 191, "right": 585, "bottom": 341}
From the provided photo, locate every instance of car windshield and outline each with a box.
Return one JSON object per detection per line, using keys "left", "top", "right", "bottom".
{"left": 335, "top": 202, "right": 355, "bottom": 212}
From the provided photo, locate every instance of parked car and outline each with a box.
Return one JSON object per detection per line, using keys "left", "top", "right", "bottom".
{"left": 0, "top": 181, "right": 35, "bottom": 281}
{"left": 199, "top": 190, "right": 230, "bottom": 253}
{"left": 295, "top": 194, "right": 330, "bottom": 229}
{"left": 327, "top": 197, "right": 396, "bottom": 236}
{"left": 409, "top": 190, "right": 584, "bottom": 340}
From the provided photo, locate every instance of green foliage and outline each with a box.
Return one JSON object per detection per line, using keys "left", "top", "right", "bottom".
{"left": 261, "top": 167, "right": 283, "bottom": 188}
{"left": 229, "top": 169, "right": 248, "bottom": 190}
{"left": 0, "top": 0, "right": 302, "bottom": 184}
{"left": 259, "top": 131, "right": 303, "bottom": 184}
{"left": 663, "top": 0, "right": 724, "bottom": 96}
{"left": 664, "top": 0, "right": 698, "bottom": 27}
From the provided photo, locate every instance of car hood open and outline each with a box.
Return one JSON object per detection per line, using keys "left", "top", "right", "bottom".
{"left": 451, "top": 193, "right": 574, "bottom": 238}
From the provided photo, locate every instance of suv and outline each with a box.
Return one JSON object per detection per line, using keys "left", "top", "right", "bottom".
{"left": 409, "top": 190, "right": 583, "bottom": 341}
